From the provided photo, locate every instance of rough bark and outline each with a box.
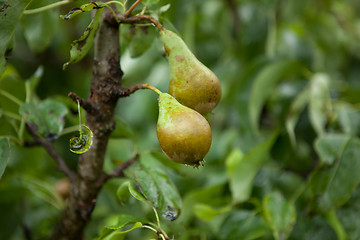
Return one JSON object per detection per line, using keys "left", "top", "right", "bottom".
{"left": 51, "top": 9, "right": 122, "bottom": 240}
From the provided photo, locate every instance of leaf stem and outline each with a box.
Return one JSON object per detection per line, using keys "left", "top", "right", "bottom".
{"left": 142, "top": 83, "right": 162, "bottom": 95}
{"left": 24, "top": 0, "right": 71, "bottom": 15}
{"left": 2, "top": 111, "right": 22, "bottom": 121}
{"left": 60, "top": 125, "right": 81, "bottom": 136}
{"left": 0, "top": 89, "right": 23, "bottom": 106}
{"left": 106, "top": 0, "right": 126, "bottom": 12}
{"left": 124, "top": 0, "right": 142, "bottom": 17}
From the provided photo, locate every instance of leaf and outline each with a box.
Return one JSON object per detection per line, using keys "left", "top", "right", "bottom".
{"left": 219, "top": 210, "right": 269, "bottom": 240}
{"left": 0, "top": 137, "right": 10, "bottom": 180}
{"left": 308, "top": 73, "right": 333, "bottom": 135}
{"left": 127, "top": 25, "right": 157, "bottom": 58}
{"left": 314, "top": 133, "right": 350, "bottom": 165}
{"left": 60, "top": 2, "right": 106, "bottom": 20}
{"left": 309, "top": 137, "right": 360, "bottom": 213}
{"left": 337, "top": 185, "right": 360, "bottom": 240}
{"left": 249, "top": 60, "right": 301, "bottom": 134}
{"left": 193, "top": 203, "right": 231, "bottom": 221}
{"left": 262, "top": 191, "right": 296, "bottom": 240}
{"left": 19, "top": 99, "right": 68, "bottom": 139}
{"left": 116, "top": 181, "right": 131, "bottom": 205}
{"left": 21, "top": 3, "right": 59, "bottom": 53}
{"left": 63, "top": 8, "right": 104, "bottom": 69}
{"left": 125, "top": 153, "right": 181, "bottom": 221}
{"left": 226, "top": 132, "right": 278, "bottom": 204}
{"left": 96, "top": 214, "right": 144, "bottom": 240}
{"left": 285, "top": 86, "right": 309, "bottom": 147}
{"left": 26, "top": 65, "right": 43, "bottom": 92}
{"left": 0, "top": 0, "right": 29, "bottom": 75}
{"left": 69, "top": 125, "right": 93, "bottom": 154}
{"left": 21, "top": 176, "right": 64, "bottom": 209}
{"left": 334, "top": 102, "right": 360, "bottom": 135}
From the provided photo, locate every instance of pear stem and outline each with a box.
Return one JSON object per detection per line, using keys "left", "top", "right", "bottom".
{"left": 142, "top": 83, "right": 162, "bottom": 95}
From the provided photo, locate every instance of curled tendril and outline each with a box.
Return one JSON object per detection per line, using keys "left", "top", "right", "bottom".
{"left": 70, "top": 125, "right": 93, "bottom": 154}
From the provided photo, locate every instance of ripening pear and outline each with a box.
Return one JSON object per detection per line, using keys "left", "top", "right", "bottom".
{"left": 156, "top": 93, "right": 212, "bottom": 167}
{"left": 160, "top": 29, "right": 221, "bottom": 115}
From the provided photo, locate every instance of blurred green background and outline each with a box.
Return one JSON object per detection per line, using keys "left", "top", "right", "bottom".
{"left": 1, "top": 0, "right": 360, "bottom": 239}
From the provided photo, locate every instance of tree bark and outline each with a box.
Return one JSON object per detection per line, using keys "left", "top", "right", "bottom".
{"left": 51, "top": 9, "right": 122, "bottom": 240}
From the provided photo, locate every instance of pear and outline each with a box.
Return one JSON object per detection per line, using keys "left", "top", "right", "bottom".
{"left": 160, "top": 29, "right": 221, "bottom": 115}
{"left": 156, "top": 93, "right": 212, "bottom": 167}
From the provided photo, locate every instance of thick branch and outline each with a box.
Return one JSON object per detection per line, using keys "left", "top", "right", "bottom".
{"left": 26, "top": 124, "right": 77, "bottom": 182}
{"left": 51, "top": 6, "right": 124, "bottom": 240}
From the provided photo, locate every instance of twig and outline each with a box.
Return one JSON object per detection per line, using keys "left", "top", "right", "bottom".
{"left": 115, "top": 83, "right": 161, "bottom": 98}
{"left": 26, "top": 124, "right": 77, "bottom": 182}
{"left": 68, "top": 92, "right": 98, "bottom": 115}
{"left": 100, "top": 154, "right": 139, "bottom": 184}
{"left": 106, "top": 11, "right": 165, "bottom": 31}
{"left": 124, "top": 0, "right": 142, "bottom": 17}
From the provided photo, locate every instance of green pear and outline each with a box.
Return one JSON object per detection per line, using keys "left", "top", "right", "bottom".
{"left": 156, "top": 93, "right": 212, "bottom": 167}
{"left": 160, "top": 29, "right": 221, "bottom": 115}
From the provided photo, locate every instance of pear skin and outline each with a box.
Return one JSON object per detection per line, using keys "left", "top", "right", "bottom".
{"left": 156, "top": 93, "right": 212, "bottom": 166}
{"left": 160, "top": 29, "right": 221, "bottom": 115}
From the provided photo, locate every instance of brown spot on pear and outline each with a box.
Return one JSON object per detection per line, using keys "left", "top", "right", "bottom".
{"left": 156, "top": 93, "right": 212, "bottom": 167}
{"left": 160, "top": 29, "right": 221, "bottom": 115}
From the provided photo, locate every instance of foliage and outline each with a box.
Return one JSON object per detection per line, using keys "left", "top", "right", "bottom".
{"left": 1, "top": 0, "right": 360, "bottom": 239}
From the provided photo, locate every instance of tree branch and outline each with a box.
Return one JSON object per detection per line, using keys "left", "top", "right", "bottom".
{"left": 123, "top": 0, "right": 142, "bottom": 17}
{"left": 51, "top": 6, "right": 125, "bottom": 240}
{"left": 68, "top": 92, "right": 99, "bottom": 115}
{"left": 100, "top": 153, "right": 139, "bottom": 184}
{"left": 113, "top": 83, "right": 158, "bottom": 98}
{"left": 26, "top": 124, "right": 77, "bottom": 182}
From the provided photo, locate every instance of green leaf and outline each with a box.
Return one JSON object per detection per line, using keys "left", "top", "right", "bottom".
{"left": 0, "top": 137, "right": 10, "bottom": 180}
{"left": 285, "top": 86, "right": 309, "bottom": 147}
{"left": 63, "top": 8, "right": 104, "bottom": 69}
{"left": 125, "top": 153, "right": 181, "bottom": 221}
{"left": 334, "top": 102, "right": 360, "bottom": 135}
{"left": 21, "top": 4, "right": 59, "bottom": 53}
{"left": 249, "top": 60, "right": 301, "bottom": 134}
{"left": 60, "top": 2, "right": 106, "bottom": 20}
{"left": 121, "top": 24, "right": 157, "bottom": 58}
{"left": 309, "top": 137, "right": 360, "bottom": 213}
{"left": 96, "top": 214, "right": 144, "bottom": 240}
{"left": 116, "top": 181, "right": 131, "bottom": 205}
{"left": 19, "top": 99, "right": 68, "bottom": 139}
{"left": 193, "top": 203, "right": 231, "bottom": 221}
{"left": 26, "top": 65, "right": 43, "bottom": 93}
{"left": 314, "top": 133, "right": 350, "bottom": 165}
{"left": 308, "top": 73, "right": 333, "bottom": 135}
{"left": 226, "top": 132, "right": 278, "bottom": 204}
{"left": 337, "top": 186, "right": 360, "bottom": 240}
{"left": 21, "top": 176, "right": 64, "bottom": 209}
{"left": 262, "top": 191, "right": 296, "bottom": 240}
{"left": 219, "top": 210, "right": 269, "bottom": 240}
{"left": 0, "top": 0, "right": 30, "bottom": 75}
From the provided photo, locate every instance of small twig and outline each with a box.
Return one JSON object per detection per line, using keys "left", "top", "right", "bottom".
{"left": 124, "top": 0, "right": 142, "bottom": 17}
{"left": 115, "top": 83, "right": 161, "bottom": 98}
{"left": 26, "top": 124, "right": 77, "bottom": 182}
{"left": 68, "top": 92, "right": 98, "bottom": 115}
{"left": 100, "top": 154, "right": 139, "bottom": 184}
